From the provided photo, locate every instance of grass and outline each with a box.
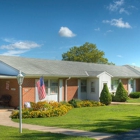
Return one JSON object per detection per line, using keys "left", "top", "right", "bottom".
{"left": 13, "top": 104, "right": 140, "bottom": 134}
{"left": 127, "top": 98, "right": 140, "bottom": 103}
{"left": 0, "top": 125, "right": 93, "bottom": 140}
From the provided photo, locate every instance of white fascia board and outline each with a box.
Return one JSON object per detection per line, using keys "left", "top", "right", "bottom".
{"left": 97, "top": 71, "right": 113, "bottom": 78}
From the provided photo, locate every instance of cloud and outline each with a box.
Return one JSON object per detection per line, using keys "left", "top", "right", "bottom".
{"left": 119, "top": 8, "right": 129, "bottom": 15}
{"left": 0, "top": 38, "right": 41, "bottom": 56}
{"left": 103, "top": 18, "right": 131, "bottom": 28}
{"left": 59, "top": 27, "right": 76, "bottom": 37}
{"left": 1, "top": 41, "right": 40, "bottom": 50}
{"left": 106, "top": 30, "right": 113, "bottom": 33}
{"left": 94, "top": 28, "right": 100, "bottom": 31}
{"left": 1, "top": 50, "right": 28, "bottom": 56}
{"left": 117, "top": 55, "right": 122, "bottom": 58}
{"left": 107, "top": 0, "right": 124, "bottom": 11}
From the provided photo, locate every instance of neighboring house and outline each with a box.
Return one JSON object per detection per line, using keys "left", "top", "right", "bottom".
{"left": 0, "top": 55, "right": 140, "bottom": 108}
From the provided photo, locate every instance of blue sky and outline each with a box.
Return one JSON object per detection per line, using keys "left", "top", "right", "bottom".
{"left": 0, "top": 0, "right": 140, "bottom": 66}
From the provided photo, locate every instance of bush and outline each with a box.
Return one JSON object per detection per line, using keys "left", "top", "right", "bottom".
{"left": 100, "top": 84, "right": 112, "bottom": 105}
{"left": 111, "top": 94, "right": 116, "bottom": 101}
{"left": 129, "top": 92, "right": 140, "bottom": 98}
{"left": 10, "top": 101, "right": 73, "bottom": 119}
{"left": 77, "top": 100, "right": 105, "bottom": 107}
{"left": 115, "top": 82, "right": 128, "bottom": 102}
{"left": 30, "top": 101, "right": 51, "bottom": 111}
{"left": 10, "top": 100, "right": 104, "bottom": 119}
{"left": 68, "top": 99, "right": 81, "bottom": 108}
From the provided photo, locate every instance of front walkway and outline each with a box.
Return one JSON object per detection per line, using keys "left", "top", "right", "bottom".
{"left": 0, "top": 109, "right": 114, "bottom": 140}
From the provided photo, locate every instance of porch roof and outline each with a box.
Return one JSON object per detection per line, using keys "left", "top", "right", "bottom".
{"left": 0, "top": 55, "right": 140, "bottom": 78}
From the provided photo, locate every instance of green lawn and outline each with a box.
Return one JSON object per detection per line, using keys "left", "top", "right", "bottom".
{"left": 0, "top": 125, "right": 93, "bottom": 140}
{"left": 13, "top": 104, "right": 140, "bottom": 134}
{"left": 127, "top": 98, "right": 140, "bottom": 103}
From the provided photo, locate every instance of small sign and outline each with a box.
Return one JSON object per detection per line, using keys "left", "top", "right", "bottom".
{"left": 11, "top": 88, "right": 16, "bottom": 91}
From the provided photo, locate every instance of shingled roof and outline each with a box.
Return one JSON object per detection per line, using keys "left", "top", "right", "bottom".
{"left": 0, "top": 55, "right": 140, "bottom": 78}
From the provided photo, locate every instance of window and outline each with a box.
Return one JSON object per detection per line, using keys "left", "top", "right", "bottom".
{"left": 50, "top": 79, "right": 58, "bottom": 94}
{"left": 111, "top": 79, "right": 119, "bottom": 90}
{"left": 81, "top": 80, "right": 87, "bottom": 92}
{"left": 44, "top": 80, "right": 48, "bottom": 94}
{"left": 91, "top": 82, "right": 95, "bottom": 92}
{"left": 130, "top": 80, "right": 134, "bottom": 88}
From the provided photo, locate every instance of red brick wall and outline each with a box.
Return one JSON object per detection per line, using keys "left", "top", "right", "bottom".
{"left": 0, "top": 78, "right": 36, "bottom": 108}
{"left": 136, "top": 79, "right": 140, "bottom": 91}
{"left": 67, "top": 78, "right": 78, "bottom": 101}
{"left": 121, "top": 79, "right": 128, "bottom": 91}
{"left": 0, "top": 79, "right": 19, "bottom": 107}
{"left": 22, "top": 78, "right": 35, "bottom": 106}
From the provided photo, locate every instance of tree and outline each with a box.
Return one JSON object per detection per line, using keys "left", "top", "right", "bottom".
{"left": 115, "top": 82, "right": 128, "bottom": 102}
{"left": 62, "top": 42, "right": 114, "bottom": 65}
{"left": 100, "top": 84, "right": 112, "bottom": 105}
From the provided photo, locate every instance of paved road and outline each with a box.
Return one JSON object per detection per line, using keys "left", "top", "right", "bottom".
{"left": 101, "top": 129, "right": 140, "bottom": 140}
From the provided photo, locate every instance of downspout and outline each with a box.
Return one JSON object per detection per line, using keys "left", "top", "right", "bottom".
{"left": 65, "top": 77, "right": 71, "bottom": 102}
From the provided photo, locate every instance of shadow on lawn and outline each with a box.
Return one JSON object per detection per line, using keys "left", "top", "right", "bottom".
{"left": 10, "top": 132, "right": 81, "bottom": 140}
{"left": 91, "top": 116, "right": 140, "bottom": 134}
{"left": 52, "top": 115, "right": 140, "bottom": 134}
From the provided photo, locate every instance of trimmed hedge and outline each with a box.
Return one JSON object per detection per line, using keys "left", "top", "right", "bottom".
{"left": 68, "top": 99, "right": 105, "bottom": 108}
{"left": 129, "top": 92, "right": 140, "bottom": 98}
{"left": 100, "top": 84, "right": 112, "bottom": 105}
{"left": 115, "top": 82, "right": 128, "bottom": 102}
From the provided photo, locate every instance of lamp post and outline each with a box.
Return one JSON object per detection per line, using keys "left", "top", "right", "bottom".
{"left": 17, "top": 70, "right": 24, "bottom": 133}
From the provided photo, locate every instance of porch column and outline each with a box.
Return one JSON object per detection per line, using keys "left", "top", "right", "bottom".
{"left": 78, "top": 79, "right": 81, "bottom": 99}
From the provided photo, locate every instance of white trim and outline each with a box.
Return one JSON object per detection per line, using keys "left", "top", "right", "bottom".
{"left": 59, "top": 79, "right": 63, "bottom": 102}
{"left": 97, "top": 71, "right": 113, "bottom": 78}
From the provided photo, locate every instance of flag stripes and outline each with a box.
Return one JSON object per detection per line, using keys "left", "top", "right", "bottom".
{"left": 36, "top": 77, "right": 46, "bottom": 100}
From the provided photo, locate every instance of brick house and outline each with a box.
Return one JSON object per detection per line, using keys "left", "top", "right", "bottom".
{"left": 0, "top": 55, "right": 140, "bottom": 108}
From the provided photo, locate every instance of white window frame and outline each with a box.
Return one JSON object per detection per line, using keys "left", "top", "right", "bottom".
{"left": 111, "top": 79, "right": 119, "bottom": 91}
{"left": 44, "top": 79, "right": 58, "bottom": 95}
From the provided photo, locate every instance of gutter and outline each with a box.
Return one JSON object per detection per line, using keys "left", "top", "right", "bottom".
{"left": 65, "top": 77, "right": 71, "bottom": 102}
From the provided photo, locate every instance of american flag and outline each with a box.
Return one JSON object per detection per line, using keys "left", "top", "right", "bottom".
{"left": 36, "top": 77, "right": 46, "bottom": 100}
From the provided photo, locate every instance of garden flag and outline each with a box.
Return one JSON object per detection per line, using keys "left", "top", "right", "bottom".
{"left": 36, "top": 77, "right": 46, "bottom": 100}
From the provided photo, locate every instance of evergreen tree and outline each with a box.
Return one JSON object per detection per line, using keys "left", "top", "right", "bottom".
{"left": 115, "top": 82, "right": 128, "bottom": 102}
{"left": 100, "top": 84, "right": 112, "bottom": 105}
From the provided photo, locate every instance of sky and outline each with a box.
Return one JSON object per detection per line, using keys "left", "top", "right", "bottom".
{"left": 0, "top": 0, "right": 140, "bottom": 66}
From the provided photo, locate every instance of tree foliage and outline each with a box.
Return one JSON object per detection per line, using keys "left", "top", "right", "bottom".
{"left": 115, "top": 82, "right": 128, "bottom": 102}
{"left": 100, "top": 84, "right": 112, "bottom": 105}
{"left": 62, "top": 42, "right": 114, "bottom": 65}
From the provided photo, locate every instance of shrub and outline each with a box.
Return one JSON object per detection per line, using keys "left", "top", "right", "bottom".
{"left": 115, "top": 82, "right": 128, "bottom": 102}
{"left": 30, "top": 101, "right": 52, "bottom": 111}
{"left": 100, "top": 84, "right": 112, "bottom": 105}
{"left": 111, "top": 94, "right": 116, "bottom": 101}
{"left": 129, "top": 92, "right": 140, "bottom": 98}
{"left": 68, "top": 99, "right": 81, "bottom": 108}
{"left": 10, "top": 101, "right": 73, "bottom": 119}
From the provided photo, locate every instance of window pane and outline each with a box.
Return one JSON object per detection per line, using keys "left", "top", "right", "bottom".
{"left": 91, "top": 82, "right": 95, "bottom": 92}
{"left": 111, "top": 80, "right": 119, "bottom": 90}
{"left": 50, "top": 80, "right": 58, "bottom": 94}
{"left": 44, "top": 80, "right": 48, "bottom": 94}
{"left": 81, "top": 80, "right": 87, "bottom": 92}
{"left": 81, "top": 87, "right": 87, "bottom": 92}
